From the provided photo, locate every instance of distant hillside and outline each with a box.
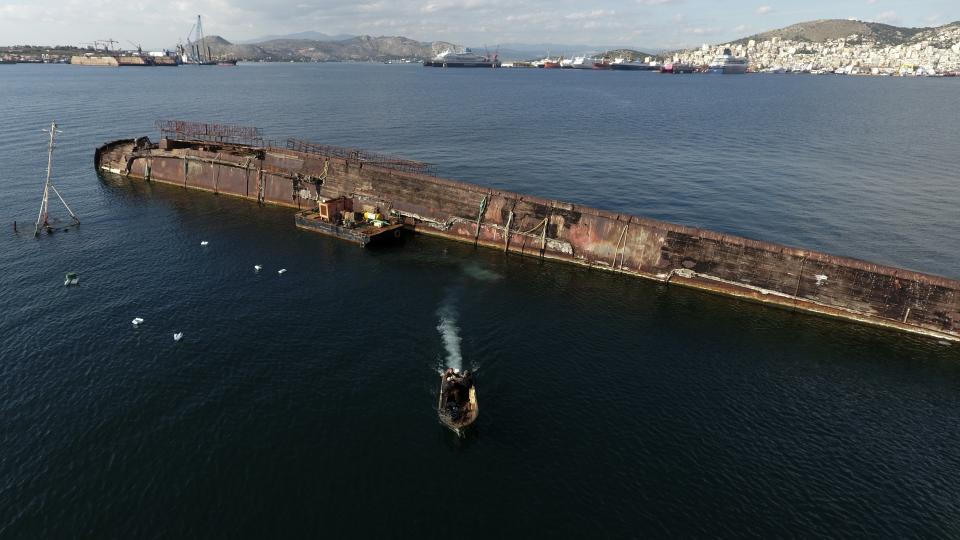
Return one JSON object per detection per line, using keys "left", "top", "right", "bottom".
{"left": 195, "top": 36, "right": 266, "bottom": 60}
{"left": 200, "top": 35, "right": 457, "bottom": 62}
{"left": 734, "top": 19, "right": 952, "bottom": 46}
{"left": 602, "top": 48, "right": 658, "bottom": 61}
{"left": 472, "top": 42, "right": 658, "bottom": 60}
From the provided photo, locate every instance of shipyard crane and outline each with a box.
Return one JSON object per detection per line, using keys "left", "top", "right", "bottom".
{"left": 126, "top": 40, "right": 143, "bottom": 55}
{"left": 96, "top": 38, "right": 118, "bottom": 51}
{"left": 182, "top": 15, "right": 213, "bottom": 64}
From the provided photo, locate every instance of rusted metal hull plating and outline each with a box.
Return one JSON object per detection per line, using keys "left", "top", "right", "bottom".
{"left": 94, "top": 136, "right": 960, "bottom": 343}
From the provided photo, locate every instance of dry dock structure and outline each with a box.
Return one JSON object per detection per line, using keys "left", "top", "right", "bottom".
{"left": 71, "top": 55, "right": 178, "bottom": 66}
{"left": 95, "top": 121, "right": 960, "bottom": 342}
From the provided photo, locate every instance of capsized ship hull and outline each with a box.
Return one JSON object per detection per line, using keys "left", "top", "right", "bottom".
{"left": 94, "top": 134, "right": 960, "bottom": 343}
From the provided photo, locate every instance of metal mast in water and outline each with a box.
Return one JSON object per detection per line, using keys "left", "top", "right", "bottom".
{"left": 34, "top": 121, "right": 79, "bottom": 236}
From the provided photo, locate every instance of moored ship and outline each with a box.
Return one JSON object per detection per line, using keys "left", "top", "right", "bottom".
{"left": 569, "top": 55, "right": 595, "bottom": 69}
{"left": 424, "top": 48, "right": 500, "bottom": 68}
{"left": 610, "top": 58, "right": 658, "bottom": 71}
{"left": 542, "top": 57, "right": 562, "bottom": 69}
{"left": 661, "top": 62, "right": 696, "bottom": 73}
{"left": 708, "top": 48, "right": 749, "bottom": 74}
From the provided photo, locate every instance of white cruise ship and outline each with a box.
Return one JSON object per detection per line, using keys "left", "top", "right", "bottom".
{"left": 569, "top": 56, "right": 595, "bottom": 69}
{"left": 424, "top": 49, "right": 500, "bottom": 68}
{"left": 708, "top": 48, "right": 748, "bottom": 74}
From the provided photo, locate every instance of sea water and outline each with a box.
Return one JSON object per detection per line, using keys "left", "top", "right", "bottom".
{"left": 1, "top": 63, "right": 958, "bottom": 537}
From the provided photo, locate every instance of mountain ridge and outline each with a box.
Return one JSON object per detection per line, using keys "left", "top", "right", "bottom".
{"left": 198, "top": 19, "right": 960, "bottom": 62}
{"left": 199, "top": 35, "right": 457, "bottom": 62}
{"left": 731, "top": 18, "right": 960, "bottom": 46}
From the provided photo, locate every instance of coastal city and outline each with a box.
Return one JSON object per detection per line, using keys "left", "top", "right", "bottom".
{"left": 2, "top": 19, "right": 958, "bottom": 76}
{"left": 671, "top": 20, "right": 960, "bottom": 75}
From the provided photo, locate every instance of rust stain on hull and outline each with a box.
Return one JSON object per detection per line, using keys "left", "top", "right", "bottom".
{"left": 94, "top": 133, "right": 960, "bottom": 343}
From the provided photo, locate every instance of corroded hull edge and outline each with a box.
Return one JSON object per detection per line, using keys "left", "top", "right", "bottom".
{"left": 95, "top": 137, "right": 960, "bottom": 343}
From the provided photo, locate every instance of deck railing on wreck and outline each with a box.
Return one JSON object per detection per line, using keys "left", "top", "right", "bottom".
{"left": 278, "top": 138, "right": 436, "bottom": 176}
{"left": 156, "top": 120, "right": 265, "bottom": 147}
{"left": 155, "top": 120, "right": 436, "bottom": 177}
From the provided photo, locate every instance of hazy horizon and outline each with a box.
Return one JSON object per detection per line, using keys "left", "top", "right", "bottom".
{"left": 1, "top": 0, "right": 957, "bottom": 51}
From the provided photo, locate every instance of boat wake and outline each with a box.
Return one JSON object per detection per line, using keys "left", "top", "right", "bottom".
{"left": 436, "top": 289, "right": 463, "bottom": 372}
{"left": 436, "top": 263, "right": 500, "bottom": 373}
{"left": 461, "top": 262, "right": 502, "bottom": 282}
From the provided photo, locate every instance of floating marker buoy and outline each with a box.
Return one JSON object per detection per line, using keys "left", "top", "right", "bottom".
{"left": 132, "top": 317, "right": 144, "bottom": 326}
{"left": 278, "top": 268, "right": 287, "bottom": 275}
{"left": 173, "top": 332, "right": 183, "bottom": 342}
{"left": 200, "top": 241, "right": 209, "bottom": 246}
{"left": 254, "top": 265, "right": 262, "bottom": 272}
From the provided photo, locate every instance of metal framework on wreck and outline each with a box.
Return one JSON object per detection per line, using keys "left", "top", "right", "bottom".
{"left": 281, "top": 138, "right": 435, "bottom": 176}
{"left": 156, "top": 120, "right": 435, "bottom": 177}
{"left": 156, "top": 120, "right": 265, "bottom": 147}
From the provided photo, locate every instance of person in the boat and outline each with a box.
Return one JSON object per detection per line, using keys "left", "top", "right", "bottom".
{"left": 448, "top": 382, "right": 463, "bottom": 404}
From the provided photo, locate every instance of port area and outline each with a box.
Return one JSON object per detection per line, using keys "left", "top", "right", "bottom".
{"left": 294, "top": 197, "right": 404, "bottom": 247}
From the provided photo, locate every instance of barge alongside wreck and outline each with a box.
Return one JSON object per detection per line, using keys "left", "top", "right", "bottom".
{"left": 95, "top": 121, "right": 960, "bottom": 342}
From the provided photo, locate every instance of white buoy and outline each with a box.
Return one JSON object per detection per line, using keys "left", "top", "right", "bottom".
{"left": 173, "top": 332, "right": 183, "bottom": 342}
{"left": 254, "top": 265, "right": 262, "bottom": 272}
{"left": 132, "top": 317, "right": 144, "bottom": 326}
{"left": 278, "top": 268, "right": 287, "bottom": 275}
{"left": 200, "top": 241, "right": 209, "bottom": 246}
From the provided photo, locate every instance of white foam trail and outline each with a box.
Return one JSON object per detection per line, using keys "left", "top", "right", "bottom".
{"left": 436, "top": 298, "right": 463, "bottom": 371}
{"left": 462, "top": 262, "right": 503, "bottom": 282}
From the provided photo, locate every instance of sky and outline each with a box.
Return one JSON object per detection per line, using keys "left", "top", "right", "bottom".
{"left": 1, "top": 0, "right": 957, "bottom": 50}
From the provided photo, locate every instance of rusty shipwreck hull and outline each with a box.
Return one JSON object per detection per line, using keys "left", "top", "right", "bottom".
{"left": 95, "top": 136, "right": 960, "bottom": 342}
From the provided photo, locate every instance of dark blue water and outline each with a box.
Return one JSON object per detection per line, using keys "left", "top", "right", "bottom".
{"left": 1, "top": 64, "right": 958, "bottom": 537}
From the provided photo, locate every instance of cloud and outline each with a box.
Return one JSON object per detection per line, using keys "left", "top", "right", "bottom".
{"left": 419, "top": 0, "right": 502, "bottom": 14}
{"left": 874, "top": 10, "right": 901, "bottom": 24}
{"left": 0, "top": 4, "right": 44, "bottom": 20}
{"left": 563, "top": 9, "right": 615, "bottom": 20}
{"left": 8, "top": 0, "right": 924, "bottom": 54}
{"left": 356, "top": 3, "right": 386, "bottom": 13}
